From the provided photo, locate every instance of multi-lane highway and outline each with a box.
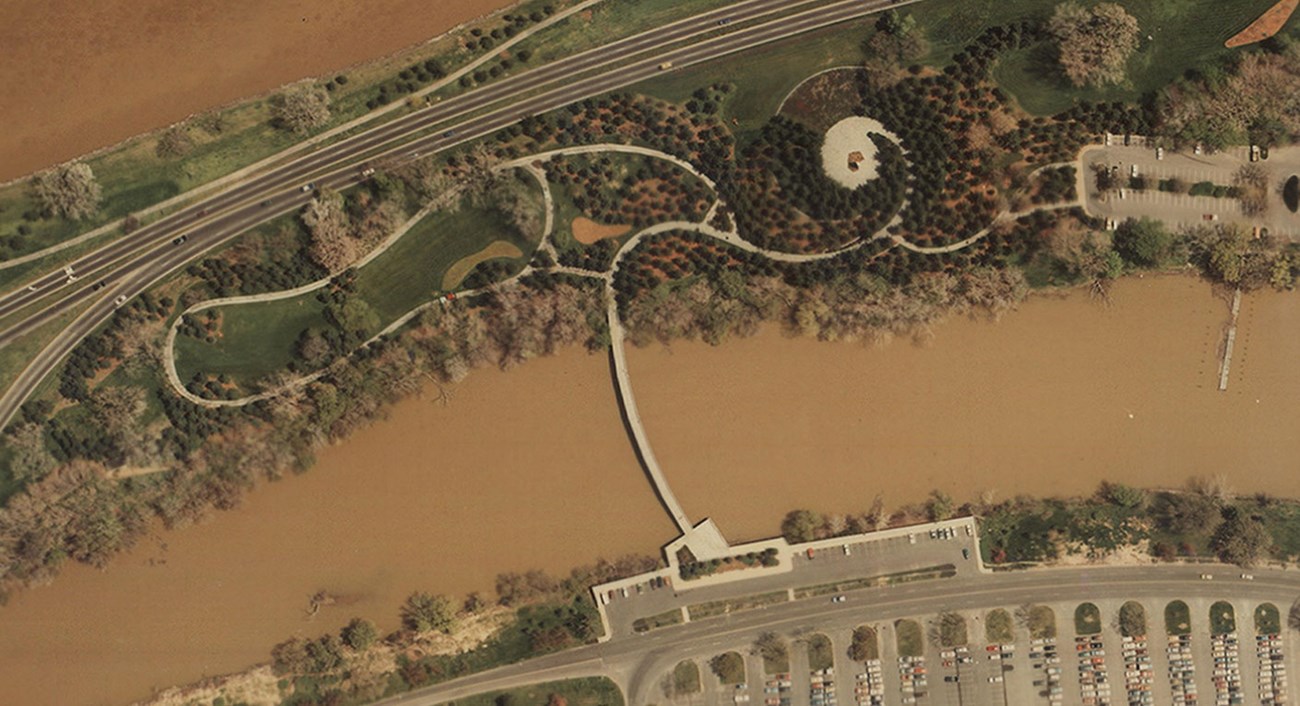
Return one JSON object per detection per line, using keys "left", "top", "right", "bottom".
{"left": 0, "top": 0, "right": 920, "bottom": 427}
{"left": 369, "top": 564, "right": 1300, "bottom": 706}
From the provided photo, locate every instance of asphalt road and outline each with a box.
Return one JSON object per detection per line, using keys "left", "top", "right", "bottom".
{"left": 0, "top": 0, "right": 921, "bottom": 427}
{"left": 371, "top": 564, "right": 1299, "bottom": 706}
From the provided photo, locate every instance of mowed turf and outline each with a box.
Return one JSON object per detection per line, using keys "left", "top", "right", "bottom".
{"left": 174, "top": 202, "right": 536, "bottom": 385}
{"left": 173, "top": 295, "right": 326, "bottom": 385}
{"left": 981, "top": 0, "right": 1285, "bottom": 115}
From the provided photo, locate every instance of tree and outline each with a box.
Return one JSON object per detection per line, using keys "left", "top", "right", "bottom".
{"left": 6, "top": 423, "right": 56, "bottom": 482}
{"left": 301, "top": 188, "right": 357, "bottom": 272}
{"left": 1290, "top": 600, "right": 1300, "bottom": 632}
{"left": 847, "top": 626, "right": 878, "bottom": 662}
{"left": 29, "top": 161, "right": 102, "bottom": 220}
{"left": 1113, "top": 218, "right": 1172, "bottom": 267}
{"left": 1048, "top": 2, "right": 1140, "bottom": 88}
{"left": 1099, "top": 481, "right": 1146, "bottom": 510}
{"left": 925, "top": 490, "right": 954, "bottom": 522}
{"left": 709, "top": 652, "right": 745, "bottom": 684}
{"left": 274, "top": 81, "right": 332, "bottom": 134}
{"left": 400, "top": 591, "right": 456, "bottom": 633}
{"left": 156, "top": 125, "right": 194, "bottom": 158}
{"left": 341, "top": 617, "right": 379, "bottom": 651}
{"left": 1212, "top": 507, "right": 1273, "bottom": 567}
{"left": 780, "top": 509, "right": 824, "bottom": 542}
{"left": 1233, "top": 164, "right": 1270, "bottom": 217}
{"left": 754, "top": 632, "right": 788, "bottom": 666}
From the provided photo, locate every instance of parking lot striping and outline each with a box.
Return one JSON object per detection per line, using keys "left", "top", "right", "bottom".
{"left": 1074, "top": 633, "right": 1113, "bottom": 706}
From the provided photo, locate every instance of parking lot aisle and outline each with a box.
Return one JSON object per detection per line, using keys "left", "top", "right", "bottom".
{"left": 702, "top": 660, "right": 727, "bottom": 706}
{"left": 877, "top": 623, "right": 903, "bottom": 706}
{"left": 927, "top": 639, "right": 957, "bottom": 706}
{"left": 1003, "top": 633, "right": 1040, "bottom": 706}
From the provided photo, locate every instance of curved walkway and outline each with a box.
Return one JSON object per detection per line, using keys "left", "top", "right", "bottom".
{"left": 160, "top": 139, "right": 1080, "bottom": 546}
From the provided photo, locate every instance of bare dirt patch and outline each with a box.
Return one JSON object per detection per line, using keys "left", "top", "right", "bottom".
{"left": 572, "top": 216, "right": 631, "bottom": 244}
{"left": 0, "top": 0, "right": 514, "bottom": 181}
{"left": 1226, "top": 0, "right": 1299, "bottom": 47}
{"left": 821, "top": 117, "right": 891, "bottom": 188}
{"left": 441, "top": 240, "right": 523, "bottom": 290}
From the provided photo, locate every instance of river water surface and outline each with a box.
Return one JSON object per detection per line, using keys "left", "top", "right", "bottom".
{"left": 0, "top": 275, "right": 1298, "bottom": 705}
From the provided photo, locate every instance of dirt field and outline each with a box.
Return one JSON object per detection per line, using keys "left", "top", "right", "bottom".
{"left": 0, "top": 0, "right": 515, "bottom": 182}
{"left": 572, "top": 216, "right": 631, "bottom": 244}
{"left": 442, "top": 240, "right": 523, "bottom": 289}
{"left": 1226, "top": 0, "right": 1299, "bottom": 46}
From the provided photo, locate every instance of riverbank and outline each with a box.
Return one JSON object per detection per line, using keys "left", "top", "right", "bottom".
{"left": 0, "top": 0, "right": 517, "bottom": 181}
{"left": 1, "top": 274, "right": 1298, "bottom": 705}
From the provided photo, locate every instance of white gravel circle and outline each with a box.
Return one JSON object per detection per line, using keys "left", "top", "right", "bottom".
{"left": 821, "top": 116, "right": 893, "bottom": 189}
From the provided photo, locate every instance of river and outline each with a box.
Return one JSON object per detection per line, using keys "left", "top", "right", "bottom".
{"left": 0, "top": 0, "right": 517, "bottom": 181}
{"left": 0, "top": 275, "right": 1297, "bottom": 704}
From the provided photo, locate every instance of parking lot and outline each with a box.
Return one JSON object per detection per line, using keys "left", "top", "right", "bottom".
{"left": 1080, "top": 144, "right": 1300, "bottom": 239}
{"left": 663, "top": 597, "right": 1293, "bottom": 706}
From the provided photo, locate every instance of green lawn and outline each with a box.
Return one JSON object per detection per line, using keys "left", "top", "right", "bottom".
{"left": 975, "top": 0, "right": 1283, "bottom": 115}
{"left": 672, "top": 660, "right": 702, "bottom": 695}
{"left": 439, "top": 677, "right": 623, "bottom": 706}
{"left": 1165, "top": 600, "right": 1192, "bottom": 636}
{"left": 1255, "top": 603, "right": 1281, "bottom": 635}
{"left": 1075, "top": 603, "right": 1102, "bottom": 635}
{"left": 1209, "top": 601, "right": 1237, "bottom": 635}
{"left": 631, "top": 17, "right": 877, "bottom": 142}
{"left": 173, "top": 295, "right": 327, "bottom": 386}
{"left": 895, "top": 619, "right": 925, "bottom": 658}
{"left": 355, "top": 204, "right": 534, "bottom": 323}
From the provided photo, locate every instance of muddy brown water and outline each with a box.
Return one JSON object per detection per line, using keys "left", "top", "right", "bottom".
{"left": 0, "top": 0, "right": 515, "bottom": 181}
{"left": 1, "top": 275, "right": 1299, "bottom": 704}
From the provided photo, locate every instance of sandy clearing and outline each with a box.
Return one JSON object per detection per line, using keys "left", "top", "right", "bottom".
{"left": 821, "top": 116, "right": 890, "bottom": 188}
{"left": 441, "top": 240, "right": 524, "bottom": 290}
{"left": 1226, "top": 0, "right": 1300, "bottom": 47}
{"left": 0, "top": 0, "right": 516, "bottom": 181}
{"left": 572, "top": 216, "right": 631, "bottom": 244}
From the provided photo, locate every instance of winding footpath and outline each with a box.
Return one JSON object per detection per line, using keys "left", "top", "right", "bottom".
{"left": 162, "top": 139, "right": 1078, "bottom": 544}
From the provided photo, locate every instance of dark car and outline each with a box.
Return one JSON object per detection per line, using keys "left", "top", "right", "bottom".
{"left": 443, "top": 130, "right": 456, "bottom": 138}
{"left": 172, "top": 235, "right": 188, "bottom": 246}
{"left": 260, "top": 199, "right": 272, "bottom": 207}
{"left": 91, "top": 280, "right": 106, "bottom": 291}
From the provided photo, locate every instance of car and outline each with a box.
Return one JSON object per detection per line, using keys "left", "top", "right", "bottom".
{"left": 301, "top": 183, "right": 315, "bottom": 192}
{"left": 1130, "top": 164, "right": 1138, "bottom": 177}
{"left": 843, "top": 543, "right": 851, "bottom": 555}
{"left": 172, "top": 234, "right": 187, "bottom": 245}
{"left": 658, "top": 61, "right": 674, "bottom": 71}
{"left": 113, "top": 294, "right": 127, "bottom": 307}
{"left": 944, "top": 676, "right": 958, "bottom": 683}
{"left": 1201, "top": 573, "right": 1214, "bottom": 580}
{"left": 1156, "top": 147, "right": 1164, "bottom": 160}
{"left": 717, "top": 18, "right": 732, "bottom": 25}
{"left": 1194, "top": 143, "right": 1202, "bottom": 155}
{"left": 259, "top": 199, "right": 272, "bottom": 207}
{"left": 360, "top": 167, "right": 376, "bottom": 177}
{"left": 443, "top": 130, "right": 456, "bottom": 138}
{"left": 962, "top": 548, "right": 970, "bottom": 560}
{"left": 908, "top": 533, "right": 916, "bottom": 544}
{"left": 832, "top": 595, "right": 846, "bottom": 604}
{"left": 807, "top": 548, "right": 816, "bottom": 559}
{"left": 988, "top": 676, "right": 1003, "bottom": 683}
{"left": 91, "top": 280, "right": 106, "bottom": 291}
{"left": 1241, "top": 573, "right": 1254, "bottom": 580}
{"left": 196, "top": 208, "right": 209, "bottom": 217}
{"left": 1202, "top": 213, "right": 1218, "bottom": 221}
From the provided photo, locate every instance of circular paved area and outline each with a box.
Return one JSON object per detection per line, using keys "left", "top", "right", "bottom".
{"left": 821, "top": 116, "right": 890, "bottom": 189}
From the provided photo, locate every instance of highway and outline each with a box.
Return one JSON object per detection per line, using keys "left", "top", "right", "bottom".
{"left": 370, "top": 564, "right": 1300, "bottom": 706}
{"left": 0, "top": 0, "right": 919, "bottom": 428}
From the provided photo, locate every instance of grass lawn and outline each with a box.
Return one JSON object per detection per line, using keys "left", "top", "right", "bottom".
{"left": 1209, "top": 601, "right": 1237, "bottom": 635}
{"left": 1119, "top": 601, "right": 1148, "bottom": 638}
{"left": 807, "top": 634, "right": 834, "bottom": 672}
{"left": 672, "top": 660, "right": 702, "bottom": 695}
{"left": 355, "top": 203, "right": 534, "bottom": 323}
{"left": 439, "top": 677, "right": 623, "bottom": 706}
{"left": 760, "top": 637, "right": 790, "bottom": 675}
{"left": 1026, "top": 605, "right": 1058, "bottom": 639}
{"left": 631, "top": 609, "right": 683, "bottom": 633}
{"left": 954, "top": 0, "right": 1283, "bottom": 115}
{"left": 711, "top": 652, "right": 747, "bottom": 686}
{"left": 1075, "top": 603, "right": 1102, "bottom": 636}
{"left": 986, "top": 609, "right": 1014, "bottom": 644}
{"left": 631, "top": 17, "right": 876, "bottom": 143}
{"left": 895, "top": 619, "right": 924, "bottom": 658}
{"left": 1254, "top": 603, "right": 1281, "bottom": 635}
{"left": 173, "top": 295, "right": 326, "bottom": 386}
{"left": 1165, "top": 600, "right": 1192, "bottom": 636}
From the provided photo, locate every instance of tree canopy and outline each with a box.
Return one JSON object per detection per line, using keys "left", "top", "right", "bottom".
{"left": 29, "top": 161, "right": 102, "bottom": 221}
{"left": 1048, "top": 2, "right": 1140, "bottom": 87}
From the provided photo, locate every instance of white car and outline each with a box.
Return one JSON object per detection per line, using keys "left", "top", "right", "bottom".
{"left": 113, "top": 294, "right": 128, "bottom": 307}
{"left": 1201, "top": 573, "right": 1213, "bottom": 580}
{"left": 1241, "top": 573, "right": 1254, "bottom": 580}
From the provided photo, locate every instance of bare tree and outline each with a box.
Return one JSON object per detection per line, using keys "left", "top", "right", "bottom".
{"left": 273, "top": 81, "right": 332, "bottom": 134}
{"left": 1233, "top": 164, "right": 1270, "bottom": 217}
{"left": 6, "top": 423, "right": 56, "bottom": 482}
{"left": 156, "top": 125, "right": 194, "bottom": 158}
{"left": 1048, "top": 2, "right": 1140, "bottom": 88}
{"left": 29, "top": 161, "right": 102, "bottom": 220}
{"left": 301, "top": 189, "right": 357, "bottom": 272}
